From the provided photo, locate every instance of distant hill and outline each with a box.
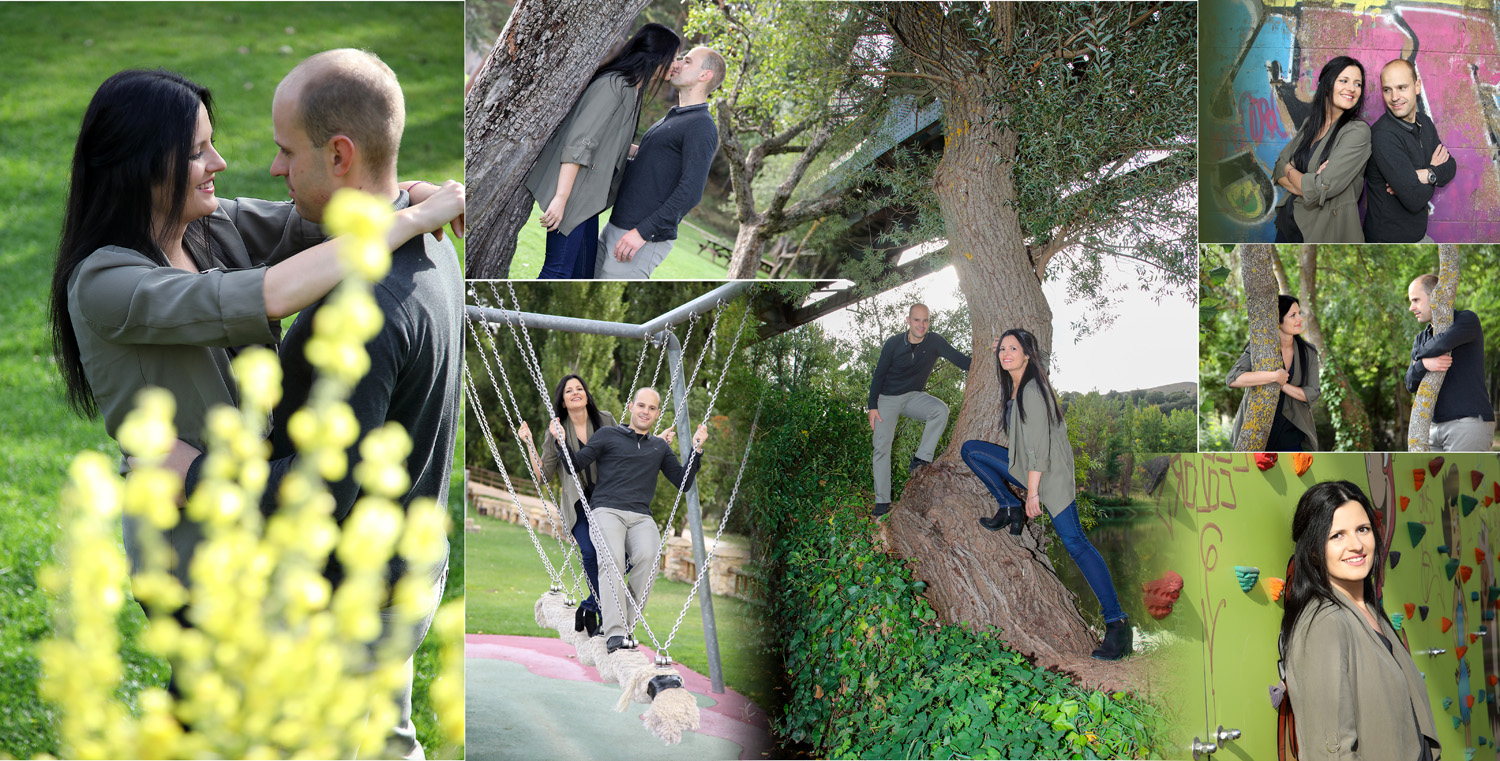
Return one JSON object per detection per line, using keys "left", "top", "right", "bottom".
{"left": 1060, "top": 383, "right": 1198, "bottom": 416}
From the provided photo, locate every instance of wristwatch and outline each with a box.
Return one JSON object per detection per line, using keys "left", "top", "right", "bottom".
{"left": 1426, "top": 166, "right": 1438, "bottom": 185}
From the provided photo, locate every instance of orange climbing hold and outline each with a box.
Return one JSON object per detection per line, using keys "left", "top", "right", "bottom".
{"left": 1443, "top": 617, "right": 1454, "bottom": 633}
{"left": 1266, "top": 578, "right": 1285, "bottom": 602}
{"left": 1401, "top": 496, "right": 1411, "bottom": 511}
{"left": 1490, "top": 674, "right": 1498, "bottom": 688}
{"left": 1462, "top": 566, "right": 1474, "bottom": 583}
{"left": 1293, "top": 453, "right": 1313, "bottom": 476}
{"left": 1458, "top": 645, "right": 1469, "bottom": 660}
{"left": 1415, "top": 469, "right": 1426, "bottom": 491}
{"left": 1468, "top": 694, "right": 1477, "bottom": 708}
{"left": 1406, "top": 603, "right": 1417, "bottom": 620}
{"left": 1479, "top": 549, "right": 1488, "bottom": 564}
{"left": 1471, "top": 633, "right": 1481, "bottom": 644}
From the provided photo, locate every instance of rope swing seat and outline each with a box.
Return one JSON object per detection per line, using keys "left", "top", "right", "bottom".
{"left": 466, "top": 281, "right": 759, "bottom": 745}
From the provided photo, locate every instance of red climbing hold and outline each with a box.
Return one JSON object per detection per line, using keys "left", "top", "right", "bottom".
{"left": 1406, "top": 603, "right": 1417, "bottom": 620}
{"left": 1462, "top": 566, "right": 1475, "bottom": 583}
{"left": 1142, "top": 570, "right": 1184, "bottom": 620}
{"left": 1458, "top": 645, "right": 1469, "bottom": 660}
{"left": 1471, "top": 633, "right": 1481, "bottom": 645}
{"left": 1401, "top": 496, "right": 1411, "bottom": 512}
{"left": 1443, "top": 617, "right": 1455, "bottom": 633}
{"left": 1479, "top": 549, "right": 1488, "bottom": 565}
{"left": 1256, "top": 453, "right": 1278, "bottom": 471}
{"left": 1430, "top": 457, "right": 1445, "bottom": 477}
{"left": 1415, "top": 469, "right": 1426, "bottom": 491}
{"left": 1474, "top": 471, "right": 1486, "bottom": 491}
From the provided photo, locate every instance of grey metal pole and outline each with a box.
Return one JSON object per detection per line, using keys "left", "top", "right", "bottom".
{"left": 665, "top": 331, "right": 725, "bottom": 694}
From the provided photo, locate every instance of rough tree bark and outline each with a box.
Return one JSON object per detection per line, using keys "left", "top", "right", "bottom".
{"left": 1408, "top": 244, "right": 1463, "bottom": 451}
{"left": 1297, "top": 244, "right": 1370, "bottom": 449}
{"left": 875, "top": 3, "right": 1095, "bottom": 665}
{"left": 1232, "top": 244, "right": 1281, "bottom": 451}
{"left": 463, "top": 0, "right": 650, "bottom": 278}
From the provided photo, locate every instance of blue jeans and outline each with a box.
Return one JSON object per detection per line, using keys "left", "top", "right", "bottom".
{"left": 572, "top": 501, "right": 600, "bottom": 612}
{"left": 540, "top": 214, "right": 599, "bottom": 279}
{"left": 960, "top": 440, "right": 1125, "bottom": 623}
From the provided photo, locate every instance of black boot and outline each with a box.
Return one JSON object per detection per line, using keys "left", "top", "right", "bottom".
{"left": 607, "top": 635, "right": 636, "bottom": 654}
{"left": 1008, "top": 504, "right": 1026, "bottom": 535}
{"left": 873, "top": 502, "right": 892, "bottom": 517}
{"left": 575, "top": 605, "right": 601, "bottom": 638}
{"left": 908, "top": 455, "right": 932, "bottom": 475}
{"left": 979, "top": 506, "right": 1008, "bottom": 531}
{"left": 1091, "top": 617, "right": 1133, "bottom": 661}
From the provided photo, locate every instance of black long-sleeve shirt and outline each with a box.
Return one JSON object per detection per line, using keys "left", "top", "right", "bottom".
{"left": 566, "top": 425, "right": 700, "bottom": 517}
{"left": 608, "top": 103, "right": 719, "bottom": 243}
{"left": 1405, "top": 309, "right": 1493, "bottom": 423}
{"left": 867, "top": 331, "right": 971, "bottom": 409}
{"left": 1364, "top": 111, "right": 1457, "bottom": 243}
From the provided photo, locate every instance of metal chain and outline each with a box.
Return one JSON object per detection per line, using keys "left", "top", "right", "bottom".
{"left": 652, "top": 312, "right": 701, "bottom": 436}
{"left": 462, "top": 367, "right": 562, "bottom": 586}
{"left": 497, "top": 281, "right": 660, "bottom": 647}
{"left": 620, "top": 328, "right": 656, "bottom": 422}
{"left": 660, "top": 386, "right": 766, "bottom": 654}
{"left": 630, "top": 300, "right": 754, "bottom": 627}
{"left": 466, "top": 292, "right": 587, "bottom": 599}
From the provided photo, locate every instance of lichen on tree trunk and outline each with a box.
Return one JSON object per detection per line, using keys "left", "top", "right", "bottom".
{"left": 1408, "top": 244, "right": 1463, "bottom": 451}
{"left": 463, "top": 0, "right": 651, "bottom": 278}
{"left": 1233, "top": 244, "right": 1280, "bottom": 452}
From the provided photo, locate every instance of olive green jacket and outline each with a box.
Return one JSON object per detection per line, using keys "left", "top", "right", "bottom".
{"left": 525, "top": 72, "right": 639, "bottom": 237}
{"left": 539, "top": 410, "right": 617, "bottom": 537}
{"left": 1228, "top": 341, "right": 1321, "bottom": 450}
{"left": 69, "top": 198, "right": 320, "bottom": 580}
{"left": 1285, "top": 593, "right": 1440, "bottom": 760}
{"left": 1005, "top": 382, "right": 1076, "bottom": 518}
{"left": 1273, "top": 120, "right": 1372, "bottom": 243}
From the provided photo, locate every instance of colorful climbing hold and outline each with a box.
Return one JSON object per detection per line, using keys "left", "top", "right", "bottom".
{"left": 1474, "top": 471, "right": 1485, "bottom": 491}
{"left": 1462, "top": 565, "right": 1474, "bottom": 583}
{"left": 1420, "top": 605, "right": 1430, "bottom": 621}
{"left": 1455, "top": 716, "right": 1463, "bottom": 729}
{"left": 1391, "top": 550, "right": 1402, "bottom": 570}
{"left": 1234, "top": 566, "right": 1260, "bottom": 593}
{"left": 1467, "top": 693, "right": 1476, "bottom": 707}
{"left": 1472, "top": 633, "right": 1482, "bottom": 644}
{"left": 1266, "top": 577, "right": 1285, "bottom": 602}
{"left": 1292, "top": 452, "right": 1313, "bottom": 476}
{"left": 1468, "top": 747, "right": 1477, "bottom": 761}
{"left": 1440, "top": 545, "right": 1452, "bottom": 556}
{"left": 1446, "top": 696, "right": 1455, "bottom": 711}
{"left": 1268, "top": 682, "right": 1286, "bottom": 709}
{"left": 1490, "top": 674, "right": 1498, "bottom": 688}
{"left": 1142, "top": 570, "right": 1184, "bottom": 620}
{"left": 1416, "top": 469, "right": 1427, "bottom": 491}
{"left": 1474, "top": 592, "right": 1483, "bottom": 603}
{"left": 1448, "top": 558, "right": 1461, "bottom": 581}
{"left": 1463, "top": 495, "right": 1479, "bottom": 517}
{"left": 1444, "top": 617, "right": 1455, "bottom": 633}
{"left": 1458, "top": 645, "right": 1470, "bottom": 660}
{"left": 1391, "top": 612, "right": 1406, "bottom": 631}
{"left": 1409, "top": 522, "right": 1427, "bottom": 547}
{"left": 1478, "top": 548, "right": 1487, "bottom": 565}
{"left": 1256, "top": 453, "right": 1278, "bottom": 471}
{"left": 1406, "top": 603, "right": 1417, "bottom": 620}
{"left": 1430, "top": 457, "right": 1446, "bottom": 476}
{"left": 1401, "top": 496, "right": 1411, "bottom": 511}
{"left": 1487, "top": 497, "right": 1494, "bottom": 507}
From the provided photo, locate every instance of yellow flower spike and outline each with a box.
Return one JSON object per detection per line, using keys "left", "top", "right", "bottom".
{"left": 124, "top": 469, "right": 180, "bottom": 526}
{"left": 65, "top": 452, "right": 123, "bottom": 518}
{"left": 286, "top": 407, "right": 322, "bottom": 450}
{"left": 323, "top": 289, "right": 385, "bottom": 343}
{"left": 285, "top": 571, "right": 332, "bottom": 614}
{"left": 116, "top": 388, "right": 177, "bottom": 460}
{"left": 359, "top": 423, "right": 412, "bottom": 465}
{"left": 391, "top": 576, "right": 437, "bottom": 621}
{"left": 314, "top": 448, "right": 348, "bottom": 483}
{"left": 139, "top": 615, "right": 182, "bottom": 657}
{"left": 232, "top": 347, "right": 283, "bottom": 413}
{"left": 322, "top": 403, "right": 361, "bottom": 450}
{"left": 355, "top": 460, "right": 409, "bottom": 500}
{"left": 398, "top": 501, "right": 448, "bottom": 566}
{"left": 336, "top": 498, "right": 404, "bottom": 570}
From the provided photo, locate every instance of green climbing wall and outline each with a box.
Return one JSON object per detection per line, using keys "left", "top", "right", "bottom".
{"left": 1159, "top": 453, "right": 1500, "bottom": 761}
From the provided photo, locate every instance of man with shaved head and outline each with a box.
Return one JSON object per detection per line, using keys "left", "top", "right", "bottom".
{"left": 1365, "top": 58, "right": 1457, "bottom": 242}
{"left": 868, "top": 304, "right": 971, "bottom": 516}
{"left": 554, "top": 387, "right": 710, "bottom": 653}
{"left": 596, "top": 46, "right": 725, "bottom": 279}
{"left": 1406, "top": 274, "right": 1493, "bottom": 451}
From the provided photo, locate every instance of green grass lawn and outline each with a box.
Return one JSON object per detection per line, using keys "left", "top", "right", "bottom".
{"left": 0, "top": 3, "right": 462, "bottom": 757}
{"left": 465, "top": 515, "right": 775, "bottom": 713}
{"left": 507, "top": 206, "right": 733, "bottom": 279}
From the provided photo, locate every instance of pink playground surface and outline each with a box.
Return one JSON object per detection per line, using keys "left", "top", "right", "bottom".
{"left": 466, "top": 634, "right": 773, "bottom": 759}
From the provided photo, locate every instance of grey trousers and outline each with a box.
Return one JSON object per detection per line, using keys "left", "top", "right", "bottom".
{"left": 363, "top": 555, "right": 450, "bottom": 761}
{"left": 872, "top": 391, "right": 949, "bottom": 504}
{"left": 1431, "top": 416, "right": 1496, "bottom": 452}
{"left": 596, "top": 222, "right": 674, "bottom": 280}
{"left": 591, "top": 507, "right": 661, "bottom": 640}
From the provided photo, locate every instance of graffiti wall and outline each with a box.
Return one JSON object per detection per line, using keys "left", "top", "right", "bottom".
{"left": 1161, "top": 453, "right": 1500, "bottom": 760}
{"left": 1202, "top": 0, "right": 1500, "bottom": 242}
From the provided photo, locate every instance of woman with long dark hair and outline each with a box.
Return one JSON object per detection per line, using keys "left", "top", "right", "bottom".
{"left": 518, "top": 374, "right": 618, "bottom": 635}
{"left": 524, "top": 23, "right": 681, "bottom": 279}
{"left": 1278, "top": 480, "right": 1438, "bottom": 760}
{"left": 51, "top": 69, "right": 461, "bottom": 579}
{"left": 1272, "top": 56, "right": 1371, "bottom": 243}
{"left": 959, "top": 329, "right": 1132, "bottom": 660}
{"left": 1227, "top": 294, "right": 1321, "bottom": 451}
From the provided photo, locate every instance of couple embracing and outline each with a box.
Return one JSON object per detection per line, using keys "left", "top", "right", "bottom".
{"left": 51, "top": 49, "right": 463, "bottom": 758}
{"left": 526, "top": 23, "right": 724, "bottom": 280}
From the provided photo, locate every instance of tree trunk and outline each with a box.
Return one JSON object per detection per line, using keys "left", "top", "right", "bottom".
{"left": 463, "top": 0, "right": 650, "bottom": 278}
{"left": 727, "top": 222, "right": 771, "bottom": 279}
{"left": 880, "top": 3, "right": 1096, "bottom": 661}
{"left": 1232, "top": 244, "right": 1280, "bottom": 451}
{"left": 1298, "top": 244, "right": 1371, "bottom": 449}
{"left": 1408, "top": 244, "right": 1463, "bottom": 451}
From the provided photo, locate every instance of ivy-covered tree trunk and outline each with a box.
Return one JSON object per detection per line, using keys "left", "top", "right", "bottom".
{"left": 1297, "top": 244, "right": 1370, "bottom": 449}
{"left": 877, "top": 3, "right": 1096, "bottom": 665}
{"left": 1232, "top": 244, "right": 1280, "bottom": 451}
{"left": 1408, "top": 244, "right": 1463, "bottom": 451}
{"left": 464, "top": 0, "right": 650, "bottom": 278}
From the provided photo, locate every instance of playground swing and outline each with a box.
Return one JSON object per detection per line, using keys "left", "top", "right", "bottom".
{"left": 466, "top": 282, "right": 761, "bottom": 745}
